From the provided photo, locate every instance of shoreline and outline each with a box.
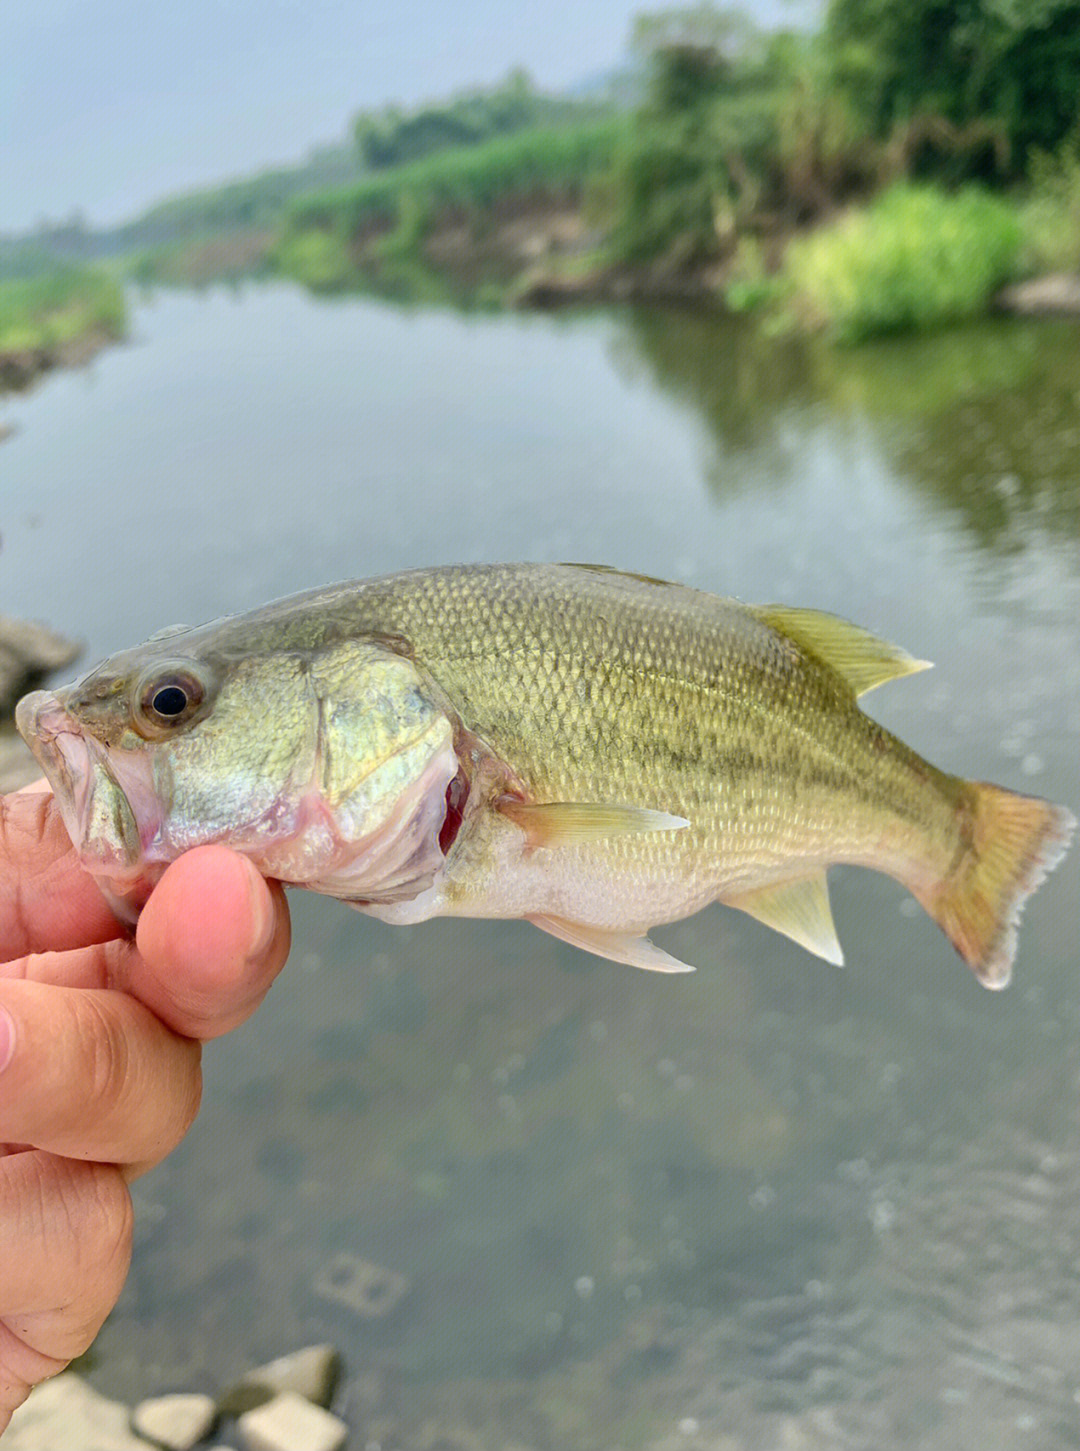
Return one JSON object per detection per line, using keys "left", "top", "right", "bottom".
{"left": 0, "top": 323, "right": 122, "bottom": 394}
{"left": 278, "top": 193, "right": 1080, "bottom": 322}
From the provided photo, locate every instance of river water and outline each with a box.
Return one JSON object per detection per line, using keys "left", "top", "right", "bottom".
{"left": 3, "top": 285, "right": 1079, "bottom": 1449}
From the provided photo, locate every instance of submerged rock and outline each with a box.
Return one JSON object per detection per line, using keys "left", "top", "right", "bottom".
{"left": 997, "top": 272, "right": 1080, "bottom": 316}
{"left": 237, "top": 1391, "right": 348, "bottom": 1451}
{"left": 0, "top": 731, "right": 39, "bottom": 793}
{"left": 0, "top": 614, "right": 81, "bottom": 716}
{"left": 312, "top": 1253, "right": 409, "bottom": 1318}
{"left": 223, "top": 1344, "right": 340, "bottom": 1412}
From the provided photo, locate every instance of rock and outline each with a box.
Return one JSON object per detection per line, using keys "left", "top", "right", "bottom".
{"left": 131, "top": 1392, "right": 217, "bottom": 1449}
{"left": 6, "top": 1373, "right": 152, "bottom": 1451}
{"left": 0, "top": 614, "right": 81, "bottom": 716}
{"left": 0, "top": 731, "right": 40, "bottom": 793}
{"left": 312, "top": 1253, "right": 409, "bottom": 1318}
{"left": 237, "top": 1392, "right": 348, "bottom": 1451}
{"left": 223, "top": 1344, "right": 340, "bottom": 1412}
{"left": 996, "top": 272, "right": 1080, "bottom": 316}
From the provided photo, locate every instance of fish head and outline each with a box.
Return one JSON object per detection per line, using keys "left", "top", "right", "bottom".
{"left": 16, "top": 626, "right": 461, "bottom": 922}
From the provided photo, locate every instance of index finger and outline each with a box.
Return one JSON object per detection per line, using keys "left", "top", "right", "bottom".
{"left": 0, "top": 790, "right": 124, "bottom": 962}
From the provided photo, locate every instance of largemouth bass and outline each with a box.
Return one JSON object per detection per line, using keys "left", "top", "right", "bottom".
{"left": 16, "top": 564, "right": 1075, "bottom": 986}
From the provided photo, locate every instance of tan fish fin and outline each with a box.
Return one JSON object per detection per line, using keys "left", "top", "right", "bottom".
{"left": 529, "top": 915, "right": 696, "bottom": 974}
{"left": 909, "top": 783, "right": 1075, "bottom": 990}
{"left": 724, "top": 872, "right": 845, "bottom": 966}
{"left": 751, "top": 604, "right": 932, "bottom": 697}
{"left": 498, "top": 797, "right": 688, "bottom": 848}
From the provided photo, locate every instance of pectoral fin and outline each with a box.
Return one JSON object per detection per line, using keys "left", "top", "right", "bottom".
{"left": 725, "top": 872, "right": 845, "bottom": 966}
{"left": 752, "top": 604, "right": 932, "bottom": 697}
{"left": 529, "top": 914, "right": 696, "bottom": 973}
{"left": 499, "top": 798, "right": 688, "bottom": 848}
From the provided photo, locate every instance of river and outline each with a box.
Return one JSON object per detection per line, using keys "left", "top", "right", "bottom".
{"left": 3, "top": 283, "right": 1078, "bottom": 1449}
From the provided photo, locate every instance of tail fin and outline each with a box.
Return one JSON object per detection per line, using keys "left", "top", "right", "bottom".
{"left": 912, "top": 783, "right": 1075, "bottom": 989}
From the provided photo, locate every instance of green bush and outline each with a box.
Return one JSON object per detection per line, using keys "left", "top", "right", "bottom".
{"left": 271, "top": 229, "right": 354, "bottom": 291}
{"left": 782, "top": 183, "right": 1023, "bottom": 341}
{"left": 0, "top": 267, "right": 126, "bottom": 353}
{"left": 1022, "top": 131, "right": 1080, "bottom": 272}
{"left": 286, "top": 120, "right": 623, "bottom": 240}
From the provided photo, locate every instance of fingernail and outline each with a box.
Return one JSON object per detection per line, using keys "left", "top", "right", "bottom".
{"left": 243, "top": 858, "right": 275, "bottom": 961}
{"left": 0, "top": 1005, "right": 15, "bottom": 1074}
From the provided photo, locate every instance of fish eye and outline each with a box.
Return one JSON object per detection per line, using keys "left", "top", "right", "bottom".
{"left": 134, "top": 665, "right": 206, "bottom": 735}
{"left": 151, "top": 684, "right": 190, "bottom": 717}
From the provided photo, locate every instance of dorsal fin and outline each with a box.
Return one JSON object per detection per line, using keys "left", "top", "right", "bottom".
{"left": 751, "top": 604, "right": 932, "bottom": 697}
{"left": 724, "top": 872, "right": 845, "bottom": 965}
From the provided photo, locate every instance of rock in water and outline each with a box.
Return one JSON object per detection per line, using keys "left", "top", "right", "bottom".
{"left": 0, "top": 615, "right": 80, "bottom": 716}
{"left": 131, "top": 1393, "right": 217, "bottom": 1449}
{"left": 224, "top": 1344, "right": 340, "bottom": 1410}
{"left": 312, "top": 1253, "right": 410, "bottom": 1318}
{"left": 0, "top": 731, "right": 39, "bottom": 793}
{"left": 237, "top": 1392, "right": 348, "bottom": 1451}
{"left": 6, "top": 1373, "right": 150, "bottom": 1451}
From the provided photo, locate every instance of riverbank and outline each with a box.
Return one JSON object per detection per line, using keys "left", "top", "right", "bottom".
{"left": 0, "top": 268, "right": 127, "bottom": 392}
{"left": 275, "top": 179, "right": 1080, "bottom": 336}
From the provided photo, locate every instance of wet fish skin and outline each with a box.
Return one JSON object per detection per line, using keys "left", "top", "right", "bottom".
{"left": 15, "top": 563, "right": 1076, "bottom": 985}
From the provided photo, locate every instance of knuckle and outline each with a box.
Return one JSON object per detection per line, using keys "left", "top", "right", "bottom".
{"left": 16, "top": 1153, "right": 133, "bottom": 1295}
{"left": 75, "top": 995, "right": 131, "bottom": 1117}
{"left": 57, "top": 1159, "right": 134, "bottom": 1293}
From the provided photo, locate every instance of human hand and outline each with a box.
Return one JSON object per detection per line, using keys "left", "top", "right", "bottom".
{"left": 0, "top": 786, "right": 291, "bottom": 1430}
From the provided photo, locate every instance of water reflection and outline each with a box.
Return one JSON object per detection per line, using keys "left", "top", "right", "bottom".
{"left": 618, "top": 306, "right": 1080, "bottom": 558}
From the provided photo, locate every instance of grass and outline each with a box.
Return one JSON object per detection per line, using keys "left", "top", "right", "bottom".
{"left": 283, "top": 119, "right": 624, "bottom": 241}
{"left": 1021, "top": 132, "right": 1080, "bottom": 273}
{"left": 0, "top": 266, "right": 126, "bottom": 355}
{"left": 779, "top": 184, "right": 1024, "bottom": 342}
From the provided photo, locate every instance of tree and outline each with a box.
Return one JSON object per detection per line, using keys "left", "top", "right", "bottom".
{"left": 826, "top": 0, "right": 1080, "bottom": 169}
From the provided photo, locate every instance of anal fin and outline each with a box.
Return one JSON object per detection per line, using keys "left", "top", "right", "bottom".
{"left": 529, "top": 914, "right": 696, "bottom": 973}
{"left": 724, "top": 872, "right": 844, "bottom": 966}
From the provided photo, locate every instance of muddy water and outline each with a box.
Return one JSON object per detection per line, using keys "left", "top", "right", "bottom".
{"left": 3, "top": 286, "right": 1078, "bottom": 1449}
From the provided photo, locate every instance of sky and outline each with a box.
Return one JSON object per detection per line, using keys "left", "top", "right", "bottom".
{"left": 3, "top": 0, "right": 813, "bottom": 234}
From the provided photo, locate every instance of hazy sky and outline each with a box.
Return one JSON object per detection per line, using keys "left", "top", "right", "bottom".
{"left": 4, "top": 0, "right": 811, "bottom": 233}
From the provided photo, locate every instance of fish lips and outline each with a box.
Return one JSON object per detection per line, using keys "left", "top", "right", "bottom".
{"left": 15, "top": 689, "right": 144, "bottom": 876}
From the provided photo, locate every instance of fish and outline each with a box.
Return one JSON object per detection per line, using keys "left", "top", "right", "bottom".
{"left": 15, "top": 563, "right": 1075, "bottom": 987}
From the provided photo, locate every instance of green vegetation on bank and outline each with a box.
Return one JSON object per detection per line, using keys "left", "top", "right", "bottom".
{"left": 0, "top": 264, "right": 126, "bottom": 359}
{"left": 5, "top": 3, "right": 1079, "bottom": 348}
{"left": 777, "top": 185, "right": 1023, "bottom": 342}
{"left": 352, "top": 68, "right": 613, "bottom": 170}
{"left": 276, "top": 119, "right": 624, "bottom": 288}
{"left": 270, "top": 1, "right": 1080, "bottom": 337}
{"left": 1022, "top": 130, "right": 1080, "bottom": 273}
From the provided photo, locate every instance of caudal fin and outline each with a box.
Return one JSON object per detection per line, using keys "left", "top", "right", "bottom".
{"left": 913, "top": 783, "right": 1075, "bottom": 989}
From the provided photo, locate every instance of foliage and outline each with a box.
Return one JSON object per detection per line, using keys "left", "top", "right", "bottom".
{"left": 271, "top": 229, "right": 355, "bottom": 291}
{"left": 598, "top": 6, "right": 787, "bottom": 266}
{"left": 352, "top": 69, "right": 610, "bottom": 171}
{"left": 1022, "top": 129, "right": 1080, "bottom": 272}
{"left": 826, "top": 0, "right": 1080, "bottom": 173}
{"left": 723, "top": 236, "right": 783, "bottom": 312}
{"left": 0, "top": 266, "right": 126, "bottom": 353}
{"left": 781, "top": 184, "right": 1023, "bottom": 341}
{"left": 286, "top": 120, "right": 623, "bottom": 240}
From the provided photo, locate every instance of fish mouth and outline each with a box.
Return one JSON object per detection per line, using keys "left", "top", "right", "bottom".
{"left": 15, "top": 690, "right": 144, "bottom": 878}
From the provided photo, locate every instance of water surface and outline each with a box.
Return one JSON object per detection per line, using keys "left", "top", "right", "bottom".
{"left": 3, "top": 286, "right": 1078, "bottom": 1449}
